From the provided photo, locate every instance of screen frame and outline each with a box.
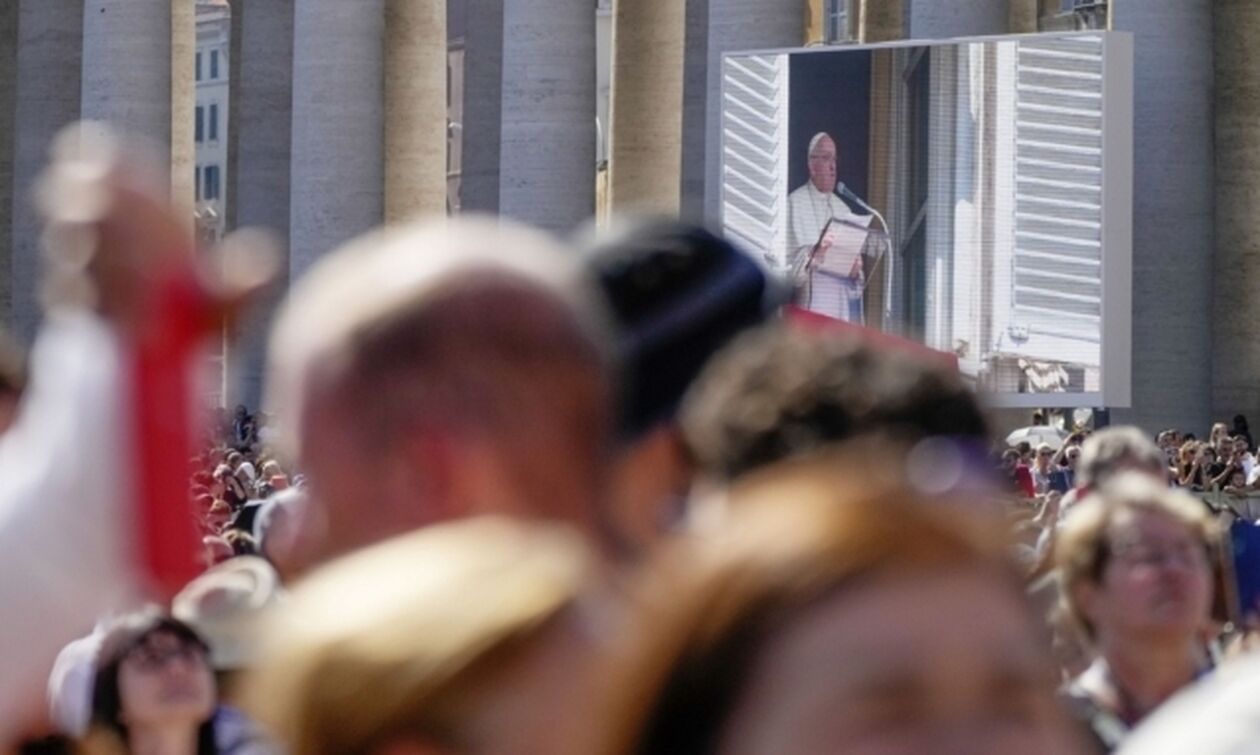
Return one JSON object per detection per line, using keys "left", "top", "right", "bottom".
{"left": 719, "top": 31, "right": 1134, "bottom": 410}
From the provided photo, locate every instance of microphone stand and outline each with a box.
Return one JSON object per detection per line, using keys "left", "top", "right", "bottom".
{"left": 839, "top": 185, "right": 893, "bottom": 328}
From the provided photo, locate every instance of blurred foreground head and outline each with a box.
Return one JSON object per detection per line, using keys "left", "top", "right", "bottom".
{"left": 266, "top": 218, "right": 613, "bottom": 563}
{"left": 681, "top": 323, "right": 988, "bottom": 484}
{"left": 604, "top": 450, "right": 1086, "bottom": 754}
{"left": 581, "top": 219, "right": 781, "bottom": 553}
{"left": 244, "top": 517, "right": 610, "bottom": 755}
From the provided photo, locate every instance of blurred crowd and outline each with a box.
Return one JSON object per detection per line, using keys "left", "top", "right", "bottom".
{"left": 4, "top": 125, "right": 1259, "bottom": 755}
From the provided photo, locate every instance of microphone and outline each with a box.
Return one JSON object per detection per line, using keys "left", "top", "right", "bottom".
{"left": 835, "top": 181, "right": 888, "bottom": 234}
{"left": 835, "top": 182, "right": 873, "bottom": 214}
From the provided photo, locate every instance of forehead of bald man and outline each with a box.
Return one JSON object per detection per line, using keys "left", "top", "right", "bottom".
{"left": 266, "top": 216, "right": 612, "bottom": 460}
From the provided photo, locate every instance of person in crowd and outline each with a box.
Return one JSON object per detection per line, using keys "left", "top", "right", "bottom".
{"left": 212, "top": 465, "right": 249, "bottom": 510}
{"left": 785, "top": 133, "right": 869, "bottom": 322}
{"left": 679, "top": 322, "right": 989, "bottom": 486}
{"left": 599, "top": 449, "right": 1088, "bottom": 754}
{"left": 1233, "top": 434, "right": 1257, "bottom": 483}
{"left": 1001, "top": 448, "right": 1036, "bottom": 498}
{"left": 1032, "top": 426, "right": 1167, "bottom": 566}
{"left": 1209, "top": 422, "right": 1230, "bottom": 448}
{"left": 89, "top": 613, "right": 218, "bottom": 755}
{"left": 0, "top": 329, "right": 27, "bottom": 435}
{"left": 243, "top": 517, "right": 612, "bottom": 755}
{"left": 1032, "top": 443, "right": 1057, "bottom": 495}
{"left": 231, "top": 406, "right": 257, "bottom": 450}
{"left": 1075, "top": 427, "right": 1167, "bottom": 495}
{"left": 1176, "top": 441, "right": 1208, "bottom": 489}
{"left": 1051, "top": 443, "right": 1083, "bottom": 493}
{"left": 173, "top": 558, "right": 282, "bottom": 755}
{"left": 1056, "top": 474, "right": 1219, "bottom": 750}
{"left": 262, "top": 218, "right": 614, "bottom": 568}
{"left": 578, "top": 219, "right": 782, "bottom": 555}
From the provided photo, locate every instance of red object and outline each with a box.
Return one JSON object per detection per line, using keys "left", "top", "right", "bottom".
{"left": 784, "top": 305, "right": 960, "bottom": 371}
{"left": 1014, "top": 464, "right": 1036, "bottom": 498}
{"left": 130, "top": 270, "right": 218, "bottom": 597}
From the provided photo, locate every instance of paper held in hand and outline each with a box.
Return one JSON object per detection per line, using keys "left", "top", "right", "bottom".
{"left": 810, "top": 215, "right": 874, "bottom": 278}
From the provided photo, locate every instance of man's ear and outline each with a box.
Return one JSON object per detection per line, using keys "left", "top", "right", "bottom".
{"left": 373, "top": 736, "right": 457, "bottom": 755}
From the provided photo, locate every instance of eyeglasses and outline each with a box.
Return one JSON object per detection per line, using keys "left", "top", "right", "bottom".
{"left": 1111, "top": 540, "right": 1209, "bottom": 570}
{"left": 124, "top": 642, "right": 207, "bottom": 672}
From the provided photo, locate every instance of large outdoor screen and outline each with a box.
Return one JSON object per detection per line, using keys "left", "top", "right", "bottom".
{"left": 721, "top": 32, "right": 1133, "bottom": 408}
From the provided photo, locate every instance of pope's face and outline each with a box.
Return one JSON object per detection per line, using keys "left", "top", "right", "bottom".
{"left": 808, "top": 137, "right": 838, "bottom": 194}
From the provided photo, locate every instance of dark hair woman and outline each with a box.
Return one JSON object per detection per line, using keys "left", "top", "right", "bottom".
{"left": 90, "top": 613, "right": 218, "bottom": 755}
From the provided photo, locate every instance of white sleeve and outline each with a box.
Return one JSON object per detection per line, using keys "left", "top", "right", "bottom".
{"left": 0, "top": 314, "right": 143, "bottom": 739}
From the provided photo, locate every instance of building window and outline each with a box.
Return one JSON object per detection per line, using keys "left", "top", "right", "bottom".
{"left": 195, "top": 52, "right": 202, "bottom": 82}
{"left": 210, "top": 49, "right": 219, "bottom": 80}
{"left": 209, "top": 103, "right": 218, "bottom": 141}
{"left": 195, "top": 166, "right": 201, "bottom": 201}
{"left": 825, "top": 0, "right": 854, "bottom": 43}
{"left": 195, "top": 106, "right": 204, "bottom": 142}
{"left": 204, "top": 165, "right": 220, "bottom": 201}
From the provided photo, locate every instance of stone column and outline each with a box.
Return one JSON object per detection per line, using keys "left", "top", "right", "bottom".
{"left": 703, "top": 0, "right": 803, "bottom": 224}
{"left": 170, "top": 0, "right": 194, "bottom": 218}
{"left": 10, "top": 0, "right": 83, "bottom": 343}
{"left": 224, "top": 0, "right": 242, "bottom": 232}
{"left": 1009, "top": 0, "right": 1039, "bottom": 33}
{"left": 0, "top": 4, "right": 16, "bottom": 330}
{"left": 1213, "top": 0, "right": 1260, "bottom": 425}
{"left": 498, "top": 0, "right": 597, "bottom": 232}
{"left": 461, "top": 0, "right": 505, "bottom": 214}
{"left": 608, "top": 0, "right": 685, "bottom": 216}
{"left": 859, "top": 0, "right": 905, "bottom": 43}
{"left": 289, "top": 0, "right": 385, "bottom": 277}
{"left": 908, "top": 0, "right": 1006, "bottom": 38}
{"left": 81, "top": 0, "right": 172, "bottom": 171}
{"left": 231, "top": 0, "right": 293, "bottom": 409}
{"left": 1108, "top": 0, "right": 1213, "bottom": 434}
{"left": 384, "top": 0, "right": 446, "bottom": 223}
{"left": 679, "top": 0, "right": 709, "bottom": 221}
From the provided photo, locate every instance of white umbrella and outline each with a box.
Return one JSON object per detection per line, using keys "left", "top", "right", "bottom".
{"left": 1005, "top": 425, "right": 1069, "bottom": 450}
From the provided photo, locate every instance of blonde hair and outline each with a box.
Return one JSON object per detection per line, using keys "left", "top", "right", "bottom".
{"left": 242, "top": 517, "right": 593, "bottom": 755}
{"left": 1055, "top": 473, "right": 1219, "bottom": 640}
{"left": 598, "top": 449, "right": 1027, "bottom": 753}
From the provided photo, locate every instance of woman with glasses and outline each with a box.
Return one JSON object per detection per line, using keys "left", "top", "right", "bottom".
{"left": 90, "top": 613, "right": 218, "bottom": 755}
{"left": 1055, "top": 475, "right": 1220, "bottom": 751}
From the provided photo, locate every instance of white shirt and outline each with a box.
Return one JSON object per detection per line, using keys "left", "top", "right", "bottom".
{"left": 786, "top": 182, "right": 865, "bottom": 321}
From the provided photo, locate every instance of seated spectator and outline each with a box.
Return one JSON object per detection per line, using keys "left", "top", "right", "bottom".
{"left": 1056, "top": 474, "right": 1220, "bottom": 750}
{"left": 242, "top": 517, "right": 610, "bottom": 755}
{"left": 601, "top": 449, "right": 1087, "bottom": 754}
{"left": 88, "top": 613, "right": 218, "bottom": 755}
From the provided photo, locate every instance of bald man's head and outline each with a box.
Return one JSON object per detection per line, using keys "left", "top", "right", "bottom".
{"left": 266, "top": 218, "right": 615, "bottom": 562}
